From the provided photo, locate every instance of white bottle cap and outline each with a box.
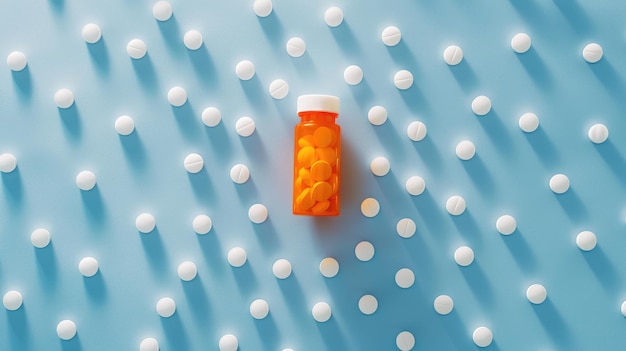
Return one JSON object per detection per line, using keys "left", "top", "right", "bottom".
{"left": 297, "top": 94, "right": 340, "bottom": 115}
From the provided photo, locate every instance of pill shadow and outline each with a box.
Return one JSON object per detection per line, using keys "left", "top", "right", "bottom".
{"left": 532, "top": 297, "right": 576, "bottom": 349}
{"left": 188, "top": 45, "right": 219, "bottom": 88}
{"left": 197, "top": 231, "right": 225, "bottom": 277}
{"left": 461, "top": 155, "right": 496, "bottom": 198}
{"left": 552, "top": 0, "right": 593, "bottom": 35}
{"left": 241, "top": 133, "right": 269, "bottom": 165}
{"left": 234, "top": 178, "right": 260, "bottom": 204}
{"left": 231, "top": 262, "right": 259, "bottom": 298}
{"left": 60, "top": 335, "right": 83, "bottom": 351}
{"left": 330, "top": 20, "right": 362, "bottom": 56}
{"left": 58, "top": 105, "right": 83, "bottom": 143}
{"left": 258, "top": 10, "right": 285, "bottom": 46}
{"left": 278, "top": 274, "right": 309, "bottom": 315}
{"left": 348, "top": 78, "right": 375, "bottom": 107}
{"left": 373, "top": 120, "right": 406, "bottom": 159}
{"left": 386, "top": 40, "right": 418, "bottom": 70}
{"left": 452, "top": 210, "right": 483, "bottom": 246}
{"left": 524, "top": 126, "right": 560, "bottom": 167}
{"left": 160, "top": 313, "right": 190, "bottom": 351}
{"left": 461, "top": 261, "right": 496, "bottom": 310}
{"left": 477, "top": 111, "right": 514, "bottom": 156}
{"left": 291, "top": 53, "right": 317, "bottom": 78}
{"left": 157, "top": 15, "right": 184, "bottom": 56}
{"left": 251, "top": 218, "right": 281, "bottom": 253}
{"left": 2, "top": 167, "right": 24, "bottom": 208}
{"left": 11, "top": 67, "right": 33, "bottom": 101}
{"left": 131, "top": 54, "right": 160, "bottom": 94}
{"left": 583, "top": 245, "right": 621, "bottom": 292}
{"left": 187, "top": 168, "right": 216, "bottom": 203}
{"left": 317, "top": 316, "right": 349, "bottom": 350}
{"left": 254, "top": 313, "right": 281, "bottom": 350}
{"left": 80, "top": 185, "right": 108, "bottom": 228}
{"left": 412, "top": 136, "right": 444, "bottom": 173}
{"left": 442, "top": 311, "right": 475, "bottom": 351}
{"left": 8, "top": 305, "right": 32, "bottom": 351}
{"left": 204, "top": 123, "right": 233, "bottom": 162}
{"left": 86, "top": 38, "right": 111, "bottom": 77}
{"left": 35, "top": 243, "right": 59, "bottom": 290}
{"left": 516, "top": 48, "right": 554, "bottom": 90}
{"left": 508, "top": 0, "right": 549, "bottom": 26}
{"left": 410, "top": 189, "right": 450, "bottom": 236}
{"left": 120, "top": 131, "right": 149, "bottom": 174}
{"left": 450, "top": 59, "right": 479, "bottom": 91}
{"left": 374, "top": 170, "right": 411, "bottom": 212}
{"left": 83, "top": 271, "right": 108, "bottom": 306}
{"left": 589, "top": 58, "right": 626, "bottom": 102}
{"left": 182, "top": 276, "right": 212, "bottom": 324}
{"left": 555, "top": 188, "right": 587, "bottom": 223}
{"left": 398, "top": 84, "right": 430, "bottom": 115}
{"left": 48, "top": 0, "right": 64, "bottom": 13}
{"left": 140, "top": 228, "right": 170, "bottom": 280}
{"left": 171, "top": 103, "right": 201, "bottom": 141}
{"left": 501, "top": 230, "right": 538, "bottom": 273}
{"left": 594, "top": 140, "right": 626, "bottom": 186}
{"left": 240, "top": 77, "right": 269, "bottom": 110}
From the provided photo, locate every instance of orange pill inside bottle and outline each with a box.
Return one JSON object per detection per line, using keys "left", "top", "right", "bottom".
{"left": 293, "top": 95, "right": 341, "bottom": 216}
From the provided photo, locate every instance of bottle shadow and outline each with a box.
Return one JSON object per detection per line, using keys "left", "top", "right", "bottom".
{"left": 119, "top": 131, "right": 149, "bottom": 174}
{"left": 11, "top": 67, "right": 33, "bottom": 102}
{"left": 58, "top": 104, "right": 83, "bottom": 144}
{"left": 131, "top": 54, "right": 160, "bottom": 95}
{"left": 86, "top": 38, "right": 111, "bottom": 77}
{"left": 2, "top": 167, "right": 24, "bottom": 209}
{"left": 516, "top": 48, "right": 554, "bottom": 90}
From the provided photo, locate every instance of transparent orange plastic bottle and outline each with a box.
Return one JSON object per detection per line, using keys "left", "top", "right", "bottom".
{"left": 293, "top": 95, "right": 341, "bottom": 216}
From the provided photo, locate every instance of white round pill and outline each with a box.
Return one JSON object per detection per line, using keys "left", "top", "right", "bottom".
{"left": 358, "top": 294, "right": 378, "bottom": 315}
{"left": 115, "top": 115, "right": 135, "bottom": 135}
{"left": 446, "top": 195, "right": 466, "bottom": 216}
{"left": 576, "top": 230, "right": 597, "bottom": 251}
{"left": 192, "top": 215, "right": 212, "bottom": 234}
{"left": 471, "top": 95, "right": 491, "bottom": 116}
{"left": 54, "top": 88, "right": 74, "bottom": 109}
{"left": 454, "top": 246, "right": 474, "bottom": 266}
{"left": 184, "top": 153, "right": 204, "bottom": 174}
{"left": 394, "top": 70, "right": 414, "bottom": 90}
{"left": 250, "top": 299, "right": 270, "bottom": 319}
{"left": 57, "top": 320, "right": 77, "bottom": 340}
{"left": 253, "top": 0, "right": 272, "bottom": 17}
{"left": 443, "top": 45, "right": 463, "bottom": 66}
{"left": 496, "top": 215, "right": 517, "bottom": 235}
{"left": 355, "top": 241, "right": 375, "bottom": 262}
{"left": 127, "top": 39, "right": 147, "bottom": 60}
{"left": 367, "top": 105, "right": 387, "bottom": 126}
{"left": 405, "top": 176, "right": 426, "bottom": 196}
{"left": 511, "top": 33, "right": 531, "bottom": 53}
{"left": 360, "top": 198, "right": 380, "bottom": 218}
{"left": 183, "top": 30, "right": 203, "bottom": 50}
{"left": 230, "top": 164, "right": 250, "bottom": 184}
{"left": 381, "top": 26, "right": 401, "bottom": 46}
{"left": 235, "top": 116, "right": 256, "bottom": 137}
{"left": 582, "top": 43, "right": 603, "bottom": 63}
{"left": 395, "top": 268, "right": 415, "bottom": 288}
{"left": 152, "top": 1, "right": 172, "bottom": 21}
{"left": 136, "top": 213, "right": 156, "bottom": 233}
{"left": 3, "top": 290, "right": 23, "bottom": 311}
{"left": 312, "top": 302, "right": 332, "bottom": 322}
{"left": 269, "top": 79, "right": 289, "bottom": 99}
{"left": 407, "top": 121, "right": 427, "bottom": 141}
{"left": 201, "top": 107, "right": 221, "bottom": 127}
{"left": 0, "top": 153, "right": 17, "bottom": 173}
{"left": 344, "top": 65, "right": 363, "bottom": 85}
{"left": 519, "top": 112, "right": 539, "bottom": 133}
{"left": 248, "top": 203, "right": 268, "bottom": 224}
{"left": 7, "top": 51, "right": 27, "bottom": 71}
{"left": 456, "top": 140, "right": 476, "bottom": 161}
{"left": 31, "top": 228, "right": 51, "bottom": 248}
{"left": 79, "top": 257, "right": 99, "bottom": 277}
{"left": 235, "top": 60, "right": 255, "bottom": 80}
{"left": 588, "top": 123, "right": 608, "bottom": 144}
{"left": 76, "top": 171, "right": 97, "bottom": 191}
{"left": 177, "top": 261, "right": 197, "bottom": 281}
{"left": 272, "top": 259, "right": 292, "bottom": 279}
{"left": 549, "top": 174, "right": 570, "bottom": 194}
{"left": 81, "top": 23, "right": 101, "bottom": 44}
{"left": 156, "top": 297, "right": 176, "bottom": 318}
{"left": 621, "top": 301, "right": 626, "bottom": 317}
{"left": 434, "top": 295, "right": 454, "bottom": 315}
{"left": 526, "top": 284, "right": 547, "bottom": 304}
{"left": 140, "top": 337, "right": 159, "bottom": 351}
{"left": 396, "top": 331, "right": 415, "bottom": 351}
{"left": 473, "top": 327, "right": 493, "bottom": 347}
{"left": 167, "top": 86, "right": 187, "bottom": 107}
{"left": 286, "top": 37, "right": 306, "bottom": 58}
{"left": 319, "top": 257, "right": 339, "bottom": 278}
{"left": 396, "top": 218, "right": 416, "bottom": 238}
{"left": 324, "top": 6, "right": 343, "bottom": 27}
{"left": 227, "top": 247, "right": 247, "bottom": 267}
{"left": 219, "top": 334, "right": 238, "bottom": 351}
{"left": 370, "top": 156, "right": 390, "bottom": 176}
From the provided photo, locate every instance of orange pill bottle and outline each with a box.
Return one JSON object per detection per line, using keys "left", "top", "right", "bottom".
{"left": 293, "top": 95, "right": 341, "bottom": 216}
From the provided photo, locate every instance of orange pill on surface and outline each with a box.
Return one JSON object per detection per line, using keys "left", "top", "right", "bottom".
{"left": 311, "top": 200, "right": 331, "bottom": 213}
{"left": 316, "top": 147, "right": 337, "bottom": 166}
{"left": 297, "top": 146, "right": 317, "bottom": 167}
{"left": 298, "top": 134, "right": 315, "bottom": 148}
{"left": 298, "top": 168, "right": 313, "bottom": 186}
{"left": 310, "top": 160, "right": 332, "bottom": 181}
{"left": 296, "top": 188, "right": 315, "bottom": 210}
{"left": 311, "top": 181, "right": 333, "bottom": 201}
{"left": 313, "top": 126, "right": 333, "bottom": 147}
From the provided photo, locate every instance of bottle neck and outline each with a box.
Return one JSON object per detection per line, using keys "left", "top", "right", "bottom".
{"left": 298, "top": 111, "right": 338, "bottom": 124}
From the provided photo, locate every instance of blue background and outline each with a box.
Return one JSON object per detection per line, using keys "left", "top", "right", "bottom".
{"left": 1, "top": 0, "right": 626, "bottom": 350}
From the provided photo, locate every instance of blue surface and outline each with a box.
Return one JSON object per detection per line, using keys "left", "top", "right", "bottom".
{"left": 1, "top": 0, "right": 626, "bottom": 350}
